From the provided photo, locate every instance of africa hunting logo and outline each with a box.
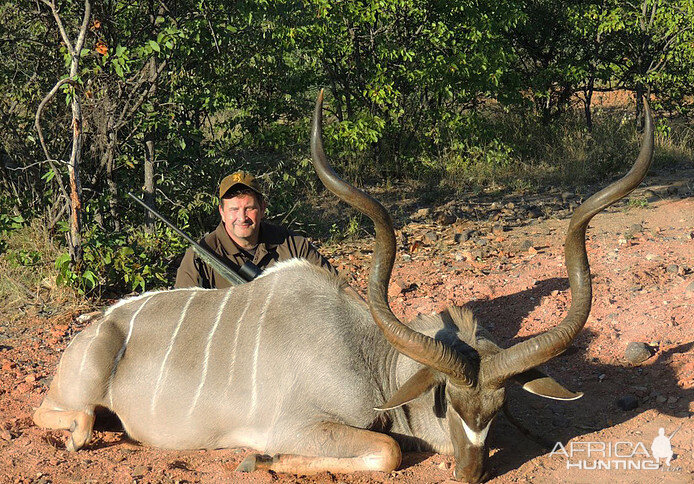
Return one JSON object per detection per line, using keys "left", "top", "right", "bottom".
{"left": 550, "top": 424, "right": 682, "bottom": 471}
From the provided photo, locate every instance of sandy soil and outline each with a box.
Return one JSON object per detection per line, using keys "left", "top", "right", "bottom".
{"left": 1, "top": 168, "right": 692, "bottom": 484}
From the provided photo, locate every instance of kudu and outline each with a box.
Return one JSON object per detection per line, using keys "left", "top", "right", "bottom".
{"left": 34, "top": 92, "right": 654, "bottom": 482}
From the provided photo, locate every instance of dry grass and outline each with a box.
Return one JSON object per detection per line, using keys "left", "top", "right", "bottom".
{"left": 0, "top": 220, "right": 88, "bottom": 324}
{"left": 438, "top": 104, "right": 694, "bottom": 194}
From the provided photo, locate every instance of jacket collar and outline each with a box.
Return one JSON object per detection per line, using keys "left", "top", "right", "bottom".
{"left": 214, "top": 221, "right": 279, "bottom": 259}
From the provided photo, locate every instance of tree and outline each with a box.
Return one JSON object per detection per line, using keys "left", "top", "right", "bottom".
{"left": 599, "top": 0, "right": 694, "bottom": 123}
{"left": 36, "top": 0, "right": 91, "bottom": 264}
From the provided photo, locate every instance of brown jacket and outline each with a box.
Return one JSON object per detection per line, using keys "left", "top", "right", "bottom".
{"left": 174, "top": 221, "right": 336, "bottom": 289}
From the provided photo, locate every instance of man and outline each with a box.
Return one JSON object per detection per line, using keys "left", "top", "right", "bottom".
{"left": 175, "top": 171, "right": 336, "bottom": 288}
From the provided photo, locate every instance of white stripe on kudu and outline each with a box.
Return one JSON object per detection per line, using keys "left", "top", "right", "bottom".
{"left": 78, "top": 319, "right": 106, "bottom": 375}
{"left": 150, "top": 292, "right": 196, "bottom": 414}
{"left": 187, "top": 290, "right": 233, "bottom": 418}
{"left": 250, "top": 275, "right": 280, "bottom": 416}
{"left": 107, "top": 295, "right": 154, "bottom": 408}
{"left": 225, "top": 283, "right": 255, "bottom": 396}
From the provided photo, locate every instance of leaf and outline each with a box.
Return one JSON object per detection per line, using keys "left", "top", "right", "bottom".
{"left": 83, "top": 270, "right": 97, "bottom": 290}
{"left": 148, "top": 40, "right": 160, "bottom": 52}
{"left": 41, "top": 169, "right": 56, "bottom": 182}
{"left": 55, "top": 253, "right": 71, "bottom": 270}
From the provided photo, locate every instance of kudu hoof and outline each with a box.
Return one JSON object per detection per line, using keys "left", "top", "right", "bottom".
{"left": 65, "top": 436, "right": 77, "bottom": 452}
{"left": 235, "top": 453, "right": 275, "bottom": 472}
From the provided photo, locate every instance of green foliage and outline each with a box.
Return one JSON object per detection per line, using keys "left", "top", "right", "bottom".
{"left": 626, "top": 197, "right": 649, "bottom": 209}
{"left": 5, "top": 248, "right": 42, "bottom": 267}
{"left": 2, "top": 0, "right": 693, "bottom": 302}
{"left": 54, "top": 224, "right": 188, "bottom": 295}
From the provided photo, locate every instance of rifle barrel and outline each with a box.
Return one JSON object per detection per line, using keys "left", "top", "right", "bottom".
{"left": 127, "top": 192, "right": 245, "bottom": 286}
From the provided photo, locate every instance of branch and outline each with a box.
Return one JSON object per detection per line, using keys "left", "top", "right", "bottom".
{"left": 47, "top": 195, "right": 69, "bottom": 231}
{"left": 41, "top": 0, "right": 74, "bottom": 54}
{"left": 5, "top": 158, "right": 68, "bottom": 171}
{"left": 648, "top": 0, "right": 658, "bottom": 30}
{"left": 34, "top": 76, "right": 74, "bottom": 202}
{"left": 201, "top": 0, "right": 221, "bottom": 54}
{"left": 73, "top": 0, "right": 91, "bottom": 57}
{"left": 648, "top": 26, "right": 692, "bottom": 73}
{"left": 116, "top": 59, "right": 168, "bottom": 130}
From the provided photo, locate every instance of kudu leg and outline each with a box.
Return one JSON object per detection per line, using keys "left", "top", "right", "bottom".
{"left": 237, "top": 422, "right": 402, "bottom": 475}
{"left": 33, "top": 319, "right": 122, "bottom": 451}
{"left": 33, "top": 401, "right": 95, "bottom": 451}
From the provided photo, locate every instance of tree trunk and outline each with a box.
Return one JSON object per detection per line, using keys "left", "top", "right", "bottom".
{"left": 583, "top": 77, "right": 595, "bottom": 132}
{"left": 635, "top": 83, "right": 645, "bottom": 131}
{"left": 143, "top": 54, "right": 157, "bottom": 233}
{"left": 63, "top": 0, "right": 91, "bottom": 265}
{"left": 106, "top": 133, "right": 120, "bottom": 232}
{"left": 144, "top": 138, "right": 155, "bottom": 233}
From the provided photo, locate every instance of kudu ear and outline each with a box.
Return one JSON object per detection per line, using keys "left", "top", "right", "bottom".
{"left": 375, "top": 367, "right": 440, "bottom": 411}
{"left": 513, "top": 368, "right": 583, "bottom": 401}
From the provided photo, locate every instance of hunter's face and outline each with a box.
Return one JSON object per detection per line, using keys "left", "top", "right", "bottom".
{"left": 220, "top": 193, "right": 265, "bottom": 249}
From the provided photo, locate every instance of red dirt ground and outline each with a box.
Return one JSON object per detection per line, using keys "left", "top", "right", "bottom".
{"left": 1, "top": 170, "right": 692, "bottom": 484}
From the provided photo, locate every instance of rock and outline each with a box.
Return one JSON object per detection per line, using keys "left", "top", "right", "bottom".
{"left": 0, "top": 428, "right": 12, "bottom": 441}
{"left": 666, "top": 185, "right": 678, "bottom": 196}
{"left": 656, "top": 394, "right": 667, "bottom": 404}
{"left": 15, "top": 383, "right": 31, "bottom": 394}
{"left": 645, "top": 253, "right": 658, "bottom": 261}
{"left": 505, "top": 202, "right": 515, "bottom": 209}
{"left": 625, "top": 342, "right": 653, "bottom": 365}
{"left": 412, "top": 207, "right": 430, "bottom": 220}
{"left": 561, "top": 191, "right": 575, "bottom": 203}
{"left": 455, "top": 230, "right": 474, "bottom": 243}
{"left": 436, "top": 212, "right": 456, "bottom": 225}
{"left": 631, "top": 385, "right": 649, "bottom": 397}
{"left": 491, "top": 224, "right": 505, "bottom": 235}
{"left": 528, "top": 206, "right": 543, "bottom": 219}
{"left": 630, "top": 223, "right": 643, "bottom": 233}
{"left": 462, "top": 250, "right": 483, "bottom": 261}
{"left": 424, "top": 231, "right": 438, "bottom": 242}
{"left": 473, "top": 237, "right": 488, "bottom": 247}
{"left": 644, "top": 188, "right": 658, "bottom": 202}
{"left": 686, "top": 280, "right": 694, "bottom": 294}
{"left": 490, "top": 202, "right": 501, "bottom": 210}
{"left": 132, "top": 465, "right": 149, "bottom": 478}
{"left": 520, "top": 239, "right": 533, "bottom": 250}
{"left": 389, "top": 279, "right": 410, "bottom": 297}
{"left": 666, "top": 264, "right": 679, "bottom": 274}
{"left": 667, "top": 396, "right": 678, "bottom": 404}
{"left": 617, "top": 395, "right": 639, "bottom": 411}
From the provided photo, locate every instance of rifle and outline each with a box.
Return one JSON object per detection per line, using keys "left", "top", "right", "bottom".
{"left": 128, "top": 192, "right": 261, "bottom": 286}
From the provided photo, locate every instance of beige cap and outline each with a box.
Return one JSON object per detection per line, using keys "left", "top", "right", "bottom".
{"left": 219, "top": 171, "right": 263, "bottom": 199}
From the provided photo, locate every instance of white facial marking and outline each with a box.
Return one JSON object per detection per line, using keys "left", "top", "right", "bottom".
{"left": 107, "top": 295, "right": 154, "bottom": 408}
{"left": 462, "top": 418, "right": 492, "bottom": 447}
{"left": 187, "top": 290, "right": 232, "bottom": 418}
{"left": 150, "top": 292, "right": 196, "bottom": 414}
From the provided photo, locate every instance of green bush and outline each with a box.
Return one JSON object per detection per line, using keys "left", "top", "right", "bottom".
{"left": 54, "top": 225, "right": 188, "bottom": 296}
